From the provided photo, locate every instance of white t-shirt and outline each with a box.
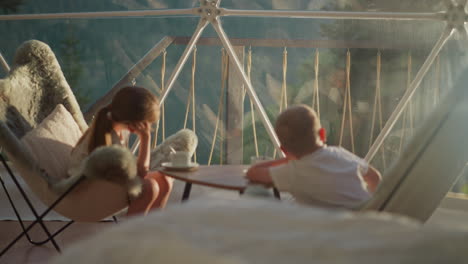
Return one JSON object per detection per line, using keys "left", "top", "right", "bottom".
{"left": 270, "top": 146, "right": 371, "bottom": 209}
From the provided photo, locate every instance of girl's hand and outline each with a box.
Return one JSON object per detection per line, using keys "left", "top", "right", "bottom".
{"left": 128, "top": 122, "right": 151, "bottom": 138}
{"left": 130, "top": 121, "right": 152, "bottom": 178}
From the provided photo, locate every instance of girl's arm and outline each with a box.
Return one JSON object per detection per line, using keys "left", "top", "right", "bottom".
{"left": 131, "top": 122, "right": 152, "bottom": 178}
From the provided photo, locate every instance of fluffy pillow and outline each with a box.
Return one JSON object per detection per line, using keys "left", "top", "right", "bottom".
{"left": 21, "top": 104, "right": 83, "bottom": 182}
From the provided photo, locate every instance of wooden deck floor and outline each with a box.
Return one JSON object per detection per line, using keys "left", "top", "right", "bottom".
{"left": 0, "top": 220, "right": 113, "bottom": 264}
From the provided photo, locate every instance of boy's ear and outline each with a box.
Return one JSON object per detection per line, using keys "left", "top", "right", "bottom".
{"left": 319, "top": 128, "right": 326, "bottom": 142}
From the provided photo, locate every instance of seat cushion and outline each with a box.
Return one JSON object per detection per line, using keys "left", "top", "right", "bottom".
{"left": 21, "top": 104, "right": 83, "bottom": 182}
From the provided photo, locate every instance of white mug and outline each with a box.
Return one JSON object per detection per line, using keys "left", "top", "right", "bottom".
{"left": 170, "top": 151, "right": 191, "bottom": 167}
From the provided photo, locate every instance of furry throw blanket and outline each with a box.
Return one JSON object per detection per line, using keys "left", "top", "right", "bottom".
{"left": 0, "top": 40, "right": 87, "bottom": 138}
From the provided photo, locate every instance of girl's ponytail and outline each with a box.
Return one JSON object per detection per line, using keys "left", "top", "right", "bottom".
{"left": 87, "top": 105, "right": 114, "bottom": 153}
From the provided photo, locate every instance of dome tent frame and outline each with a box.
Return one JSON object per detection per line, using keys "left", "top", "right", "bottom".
{"left": 2, "top": 0, "right": 468, "bottom": 160}
{"left": 1, "top": 0, "right": 468, "bottom": 257}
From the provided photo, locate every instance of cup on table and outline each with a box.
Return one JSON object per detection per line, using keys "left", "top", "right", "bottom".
{"left": 170, "top": 151, "right": 191, "bottom": 167}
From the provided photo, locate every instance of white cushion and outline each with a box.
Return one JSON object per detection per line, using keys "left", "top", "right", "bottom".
{"left": 21, "top": 104, "right": 83, "bottom": 182}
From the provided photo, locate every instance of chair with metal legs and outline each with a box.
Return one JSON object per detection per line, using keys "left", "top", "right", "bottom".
{"left": 0, "top": 40, "right": 137, "bottom": 258}
{"left": 0, "top": 153, "right": 123, "bottom": 255}
{"left": 0, "top": 39, "right": 196, "bottom": 258}
{"left": 0, "top": 118, "right": 134, "bottom": 258}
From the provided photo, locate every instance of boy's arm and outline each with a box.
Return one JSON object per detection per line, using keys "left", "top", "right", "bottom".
{"left": 251, "top": 158, "right": 289, "bottom": 169}
{"left": 245, "top": 158, "right": 289, "bottom": 187}
{"left": 362, "top": 166, "right": 382, "bottom": 193}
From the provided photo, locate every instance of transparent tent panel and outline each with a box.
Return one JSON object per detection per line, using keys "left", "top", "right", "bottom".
{"left": 371, "top": 53, "right": 451, "bottom": 171}
{"left": 135, "top": 42, "right": 458, "bottom": 167}
{"left": 133, "top": 44, "right": 228, "bottom": 165}
{"left": 370, "top": 34, "right": 468, "bottom": 193}
{"left": 0, "top": 16, "right": 203, "bottom": 100}
{"left": 1, "top": 0, "right": 468, "bottom": 191}
{"left": 220, "top": 18, "right": 445, "bottom": 46}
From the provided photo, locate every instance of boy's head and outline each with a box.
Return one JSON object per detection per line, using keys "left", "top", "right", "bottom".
{"left": 275, "top": 105, "right": 325, "bottom": 158}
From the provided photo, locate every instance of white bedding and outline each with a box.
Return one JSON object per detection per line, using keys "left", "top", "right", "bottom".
{"left": 51, "top": 197, "right": 468, "bottom": 264}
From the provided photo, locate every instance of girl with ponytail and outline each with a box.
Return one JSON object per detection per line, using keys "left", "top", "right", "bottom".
{"left": 70, "top": 86, "right": 175, "bottom": 216}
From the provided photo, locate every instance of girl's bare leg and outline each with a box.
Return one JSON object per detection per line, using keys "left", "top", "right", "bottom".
{"left": 146, "top": 171, "right": 174, "bottom": 209}
{"left": 127, "top": 178, "right": 159, "bottom": 216}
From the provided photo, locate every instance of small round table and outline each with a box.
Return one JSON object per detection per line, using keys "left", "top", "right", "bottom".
{"left": 159, "top": 165, "right": 249, "bottom": 201}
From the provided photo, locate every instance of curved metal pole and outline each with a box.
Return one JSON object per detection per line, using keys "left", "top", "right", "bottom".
{"left": 0, "top": 52, "right": 10, "bottom": 74}
{"left": 131, "top": 18, "right": 208, "bottom": 153}
{"left": 160, "top": 19, "right": 209, "bottom": 104}
{"left": 211, "top": 17, "right": 283, "bottom": 156}
{"left": 0, "top": 8, "right": 197, "bottom": 21}
{"left": 365, "top": 26, "right": 455, "bottom": 162}
{"left": 222, "top": 9, "right": 445, "bottom": 21}
{"left": 0, "top": 8, "right": 445, "bottom": 22}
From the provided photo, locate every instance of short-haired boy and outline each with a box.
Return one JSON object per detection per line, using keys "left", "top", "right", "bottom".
{"left": 246, "top": 105, "right": 381, "bottom": 209}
